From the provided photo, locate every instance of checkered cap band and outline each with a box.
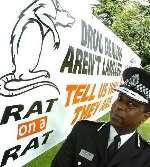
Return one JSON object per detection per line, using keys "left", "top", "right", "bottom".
{"left": 117, "top": 86, "right": 148, "bottom": 104}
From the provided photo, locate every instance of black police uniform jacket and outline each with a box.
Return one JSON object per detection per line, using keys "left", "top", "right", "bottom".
{"left": 51, "top": 120, "right": 150, "bottom": 167}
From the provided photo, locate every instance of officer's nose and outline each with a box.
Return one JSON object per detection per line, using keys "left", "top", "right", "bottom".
{"left": 115, "top": 99, "right": 127, "bottom": 113}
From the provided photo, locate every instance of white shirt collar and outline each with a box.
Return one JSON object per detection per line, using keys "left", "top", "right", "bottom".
{"left": 108, "top": 125, "right": 135, "bottom": 148}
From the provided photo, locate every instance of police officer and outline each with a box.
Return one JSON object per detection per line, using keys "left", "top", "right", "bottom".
{"left": 51, "top": 67, "right": 150, "bottom": 167}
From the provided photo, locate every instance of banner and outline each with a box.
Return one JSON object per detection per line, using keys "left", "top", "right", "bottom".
{"left": 0, "top": 0, "right": 141, "bottom": 166}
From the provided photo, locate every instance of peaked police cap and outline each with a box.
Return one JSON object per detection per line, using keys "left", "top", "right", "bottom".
{"left": 116, "top": 67, "right": 150, "bottom": 104}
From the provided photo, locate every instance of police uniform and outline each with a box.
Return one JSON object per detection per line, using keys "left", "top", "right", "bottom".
{"left": 51, "top": 120, "right": 150, "bottom": 167}
{"left": 51, "top": 67, "right": 150, "bottom": 167}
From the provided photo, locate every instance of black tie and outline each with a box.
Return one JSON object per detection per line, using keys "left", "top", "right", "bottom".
{"left": 106, "top": 135, "right": 121, "bottom": 162}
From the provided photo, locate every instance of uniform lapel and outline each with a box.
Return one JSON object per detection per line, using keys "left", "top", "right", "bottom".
{"left": 95, "top": 122, "right": 110, "bottom": 162}
{"left": 107, "top": 133, "right": 141, "bottom": 167}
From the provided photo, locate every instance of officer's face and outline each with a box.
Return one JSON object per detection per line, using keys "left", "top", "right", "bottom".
{"left": 110, "top": 93, "right": 149, "bottom": 134}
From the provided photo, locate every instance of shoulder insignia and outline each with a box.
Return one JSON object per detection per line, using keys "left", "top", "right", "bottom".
{"left": 97, "top": 122, "right": 108, "bottom": 132}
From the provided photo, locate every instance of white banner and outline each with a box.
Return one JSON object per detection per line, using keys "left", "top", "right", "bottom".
{"left": 0, "top": 0, "right": 141, "bottom": 166}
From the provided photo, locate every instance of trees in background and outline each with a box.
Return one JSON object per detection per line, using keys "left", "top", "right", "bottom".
{"left": 93, "top": 0, "right": 150, "bottom": 66}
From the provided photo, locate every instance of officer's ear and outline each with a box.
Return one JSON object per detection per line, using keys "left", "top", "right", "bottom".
{"left": 142, "top": 104, "right": 150, "bottom": 122}
{"left": 143, "top": 103, "right": 150, "bottom": 121}
{"left": 143, "top": 112, "right": 150, "bottom": 121}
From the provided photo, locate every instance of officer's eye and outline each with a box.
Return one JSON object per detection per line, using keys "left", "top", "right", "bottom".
{"left": 128, "top": 101, "right": 136, "bottom": 108}
{"left": 117, "top": 93, "right": 123, "bottom": 101}
{"left": 118, "top": 96, "right": 121, "bottom": 101}
{"left": 128, "top": 102, "right": 134, "bottom": 106}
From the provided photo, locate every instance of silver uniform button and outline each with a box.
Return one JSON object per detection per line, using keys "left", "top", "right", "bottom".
{"left": 78, "top": 161, "right": 82, "bottom": 165}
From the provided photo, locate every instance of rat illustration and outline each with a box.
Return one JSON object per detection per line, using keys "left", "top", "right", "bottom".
{"left": 0, "top": 0, "right": 75, "bottom": 97}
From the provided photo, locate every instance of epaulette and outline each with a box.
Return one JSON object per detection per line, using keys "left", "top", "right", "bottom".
{"left": 78, "top": 120, "right": 107, "bottom": 130}
{"left": 79, "top": 119, "right": 99, "bottom": 125}
{"left": 97, "top": 121, "right": 108, "bottom": 132}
